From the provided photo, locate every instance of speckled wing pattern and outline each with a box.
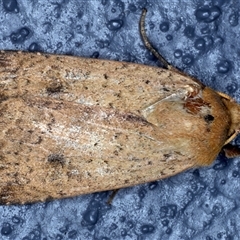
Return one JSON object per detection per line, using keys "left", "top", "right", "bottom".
{"left": 0, "top": 51, "right": 231, "bottom": 204}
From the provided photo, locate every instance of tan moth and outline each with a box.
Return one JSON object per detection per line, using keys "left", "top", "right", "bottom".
{"left": 0, "top": 9, "right": 240, "bottom": 204}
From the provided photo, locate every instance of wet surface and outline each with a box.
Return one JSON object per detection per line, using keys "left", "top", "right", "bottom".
{"left": 0, "top": 0, "right": 240, "bottom": 239}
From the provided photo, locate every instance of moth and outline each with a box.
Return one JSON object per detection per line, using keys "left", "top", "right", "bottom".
{"left": 0, "top": 9, "right": 240, "bottom": 205}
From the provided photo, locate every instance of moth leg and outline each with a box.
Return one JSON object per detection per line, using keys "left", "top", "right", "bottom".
{"left": 224, "top": 130, "right": 240, "bottom": 145}
{"left": 107, "top": 189, "right": 119, "bottom": 205}
{"left": 140, "top": 8, "right": 170, "bottom": 69}
{"left": 217, "top": 91, "right": 232, "bottom": 100}
{"left": 222, "top": 144, "right": 240, "bottom": 158}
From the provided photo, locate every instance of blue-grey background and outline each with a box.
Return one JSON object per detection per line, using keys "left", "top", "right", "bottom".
{"left": 0, "top": 0, "right": 240, "bottom": 239}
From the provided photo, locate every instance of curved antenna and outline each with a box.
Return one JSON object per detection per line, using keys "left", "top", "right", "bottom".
{"left": 140, "top": 8, "right": 171, "bottom": 69}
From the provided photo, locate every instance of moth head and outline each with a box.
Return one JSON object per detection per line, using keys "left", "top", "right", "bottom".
{"left": 221, "top": 96, "right": 240, "bottom": 142}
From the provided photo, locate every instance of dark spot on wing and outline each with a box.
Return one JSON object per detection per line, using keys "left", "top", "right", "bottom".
{"left": 46, "top": 82, "right": 63, "bottom": 94}
{"left": 48, "top": 154, "right": 65, "bottom": 166}
{"left": 123, "top": 113, "right": 148, "bottom": 125}
{"left": 0, "top": 184, "right": 23, "bottom": 205}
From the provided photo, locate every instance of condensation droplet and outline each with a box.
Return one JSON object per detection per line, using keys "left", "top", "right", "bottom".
{"left": 91, "top": 51, "right": 99, "bottom": 58}
{"left": 28, "top": 42, "right": 42, "bottom": 52}
{"left": 174, "top": 49, "right": 182, "bottom": 58}
{"left": 182, "top": 54, "right": 194, "bottom": 66}
{"left": 195, "top": 6, "right": 211, "bottom": 21}
{"left": 195, "top": 6, "right": 221, "bottom": 23}
{"left": 82, "top": 208, "right": 99, "bottom": 225}
{"left": 140, "top": 224, "right": 155, "bottom": 234}
{"left": 226, "top": 82, "right": 238, "bottom": 94}
{"left": 161, "top": 219, "right": 169, "bottom": 226}
{"left": 3, "top": 0, "right": 19, "bottom": 13}
{"left": 148, "top": 181, "right": 158, "bottom": 190}
{"left": 166, "top": 34, "right": 173, "bottom": 41}
{"left": 194, "top": 38, "right": 206, "bottom": 51}
{"left": 159, "top": 21, "right": 169, "bottom": 32}
{"left": 106, "top": 19, "right": 123, "bottom": 31}
{"left": 220, "top": 179, "right": 226, "bottom": 184}
{"left": 184, "top": 26, "right": 195, "bottom": 39}
{"left": 232, "top": 170, "right": 239, "bottom": 178}
{"left": 10, "top": 27, "right": 31, "bottom": 44}
{"left": 1, "top": 222, "right": 12, "bottom": 236}
{"left": 165, "top": 227, "right": 172, "bottom": 234}
{"left": 217, "top": 60, "right": 231, "bottom": 73}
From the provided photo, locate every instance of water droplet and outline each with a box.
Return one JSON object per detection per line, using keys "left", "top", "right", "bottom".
{"left": 56, "top": 234, "right": 63, "bottom": 240}
{"left": 161, "top": 219, "right": 169, "bottom": 226}
{"left": 195, "top": 6, "right": 211, "bottom": 21}
{"left": 159, "top": 21, "right": 169, "bottom": 32}
{"left": 12, "top": 216, "right": 21, "bottom": 224}
{"left": 203, "top": 36, "right": 213, "bottom": 49}
{"left": 184, "top": 26, "right": 195, "bottom": 39}
{"left": 57, "top": 42, "right": 63, "bottom": 49}
{"left": 1, "top": 222, "right": 12, "bottom": 236}
{"left": 166, "top": 34, "right": 173, "bottom": 41}
{"left": 111, "top": 8, "right": 116, "bottom": 13}
{"left": 194, "top": 38, "right": 206, "bottom": 50}
{"left": 160, "top": 204, "right": 177, "bottom": 218}
{"left": 3, "top": 0, "right": 19, "bottom": 13}
{"left": 82, "top": 208, "right": 99, "bottom": 225}
{"left": 195, "top": 6, "right": 221, "bottom": 23}
{"left": 201, "top": 26, "right": 210, "bottom": 34}
{"left": 138, "top": 188, "right": 147, "bottom": 199}
{"left": 28, "top": 42, "right": 42, "bottom": 52}
{"left": 232, "top": 170, "right": 239, "bottom": 178}
{"left": 182, "top": 54, "right": 194, "bottom": 66}
{"left": 226, "top": 82, "right": 237, "bottom": 93}
{"left": 212, "top": 204, "right": 222, "bottom": 216}
{"left": 208, "top": 6, "right": 221, "bottom": 22}
{"left": 174, "top": 49, "right": 182, "bottom": 58}
{"left": 165, "top": 227, "right": 172, "bottom": 234}
{"left": 217, "top": 60, "right": 231, "bottom": 73}
{"left": 20, "top": 27, "right": 30, "bottom": 36}
{"left": 106, "top": 19, "right": 123, "bottom": 31}
{"left": 148, "top": 181, "right": 158, "bottom": 190}
{"left": 10, "top": 27, "right": 31, "bottom": 44}
{"left": 220, "top": 179, "right": 226, "bottom": 184}
{"left": 121, "top": 229, "right": 127, "bottom": 237}
{"left": 140, "top": 224, "right": 155, "bottom": 234}
{"left": 91, "top": 52, "right": 99, "bottom": 58}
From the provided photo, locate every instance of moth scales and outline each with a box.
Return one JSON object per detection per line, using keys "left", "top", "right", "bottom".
{"left": 0, "top": 9, "right": 240, "bottom": 205}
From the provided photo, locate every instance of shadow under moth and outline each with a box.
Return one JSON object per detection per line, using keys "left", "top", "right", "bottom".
{"left": 1, "top": 9, "right": 240, "bottom": 205}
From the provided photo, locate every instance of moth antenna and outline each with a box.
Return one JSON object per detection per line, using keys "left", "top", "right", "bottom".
{"left": 140, "top": 8, "right": 171, "bottom": 69}
{"left": 139, "top": 8, "right": 204, "bottom": 87}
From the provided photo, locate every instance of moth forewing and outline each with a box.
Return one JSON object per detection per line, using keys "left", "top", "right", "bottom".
{"left": 0, "top": 49, "right": 239, "bottom": 204}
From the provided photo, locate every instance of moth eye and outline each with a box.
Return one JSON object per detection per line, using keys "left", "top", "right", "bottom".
{"left": 204, "top": 114, "right": 214, "bottom": 123}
